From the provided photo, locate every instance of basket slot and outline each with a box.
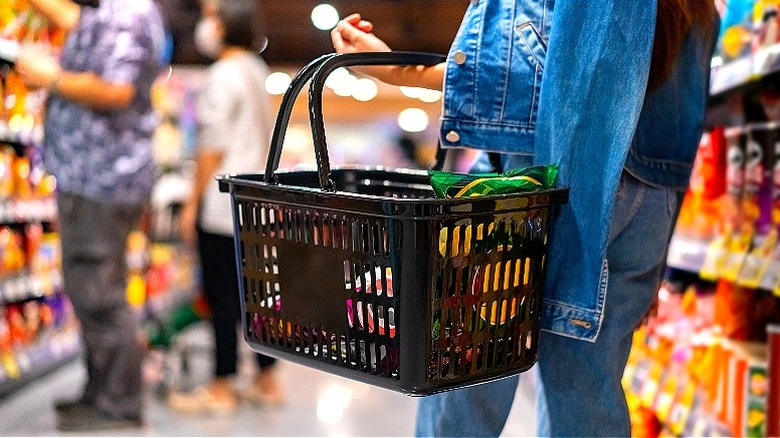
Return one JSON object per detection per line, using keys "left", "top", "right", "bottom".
{"left": 377, "top": 305, "right": 386, "bottom": 336}
{"left": 338, "top": 335, "right": 348, "bottom": 365}
{"left": 381, "top": 223, "right": 391, "bottom": 257}
{"left": 503, "top": 261, "right": 512, "bottom": 292}
{"left": 374, "top": 264, "right": 384, "bottom": 296}
{"left": 261, "top": 206, "right": 269, "bottom": 235}
{"left": 371, "top": 222, "right": 381, "bottom": 256}
{"left": 343, "top": 260, "right": 353, "bottom": 291}
{"left": 379, "top": 307, "right": 392, "bottom": 340}
{"left": 249, "top": 203, "right": 258, "bottom": 232}
{"left": 493, "top": 262, "right": 502, "bottom": 293}
{"left": 266, "top": 207, "right": 277, "bottom": 237}
{"left": 312, "top": 215, "right": 320, "bottom": 246}
{"left": 358, "top": 340, "right": 367, "bottom": 371}
{"left": 451, "top": 226, "right": 460, "bottom": 257}
{"left": 385, "top": 267, "right": 394, "bottom": 297}
{"left": 294, "top": 210, "right": 303, "bottom": 243}
{"left": 339, "top": 219, "right": 349, "bottom": 251}
{"left": 304, "top": 212, "right": 313, "bottom": 245}
{"left": 362, "top": 221, "right": 372, "bottom": 255}
{"left": 319, "top": 215, "right": 329, "bottom": 247}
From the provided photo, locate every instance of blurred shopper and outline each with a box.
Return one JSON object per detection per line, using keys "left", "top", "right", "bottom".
{"left": 14, "top": 0, "right": 165, "bottom": 432}
{"left": 332, "top": 1, "right": 717, "bottom": 436}
{"left": 174, "top": 0, "right": 282, "bottom": 413}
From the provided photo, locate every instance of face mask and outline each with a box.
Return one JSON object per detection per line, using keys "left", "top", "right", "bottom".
{"left": 72, "top": 0, "right": 100, "bottom": 6}
{"left": 194, "top": 17, "right": 223, "bottom": 59}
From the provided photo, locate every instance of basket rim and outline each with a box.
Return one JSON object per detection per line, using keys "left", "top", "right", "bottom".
{"left": 218, "top": 166, "right": 570, "bottom": 207}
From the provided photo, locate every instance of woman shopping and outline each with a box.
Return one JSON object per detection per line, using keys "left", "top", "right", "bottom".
{"left": 332, "top": 1, "right": 718, "bottom": 436}
{"left": 173, "top": 0, "right": 282, "bottom": 413}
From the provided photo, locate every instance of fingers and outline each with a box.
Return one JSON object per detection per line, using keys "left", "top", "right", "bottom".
{"left": 343, "top": 13, "right": 362, "bottom": 24}
{"left": 356, "top": 20, "right": 373, "bottom": 33}
{"left": 332, "top": 18, "right": 365, "bottom": 54}
{"left": 331, "top": 13, "right": 388, "bottom": 54}
{"left": 336, "top": 20, "right": 368, "bottom": 44}
{"left": 331, "top": 24, "right": 351, "bottom": 53}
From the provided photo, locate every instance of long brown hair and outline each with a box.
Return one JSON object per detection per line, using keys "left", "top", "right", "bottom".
{"left": 649, "top": 0, "right": 716, "bottom": 90}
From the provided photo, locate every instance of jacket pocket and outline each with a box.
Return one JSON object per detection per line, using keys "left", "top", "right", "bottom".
{"left": 515, "top": 22, "right": 548, "bottom": 67}
{"left": 503, "top": 21, "right": 547, "bottom": 129}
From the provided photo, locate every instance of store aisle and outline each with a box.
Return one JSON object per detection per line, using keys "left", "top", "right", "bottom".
{"left": 0, "top": 323, "right": 536, "bottom": 437}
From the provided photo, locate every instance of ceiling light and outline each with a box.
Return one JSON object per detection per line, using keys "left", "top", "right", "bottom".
{"left": 264, "top": 72, "right": 292, "bottom": 95}
{"left": 418, "top": 89, "right": 443, "bottom": 103}
{"left": 399, "top": 86, "right": 424, "bottom": 98}
{"left": 311, "top": 4, "right": 340, "bottom": 31}
{"left": 325, "top": 67, "right": 351, "bottom": 90}
{"left": 352, "top": 78, "right": 378, "bottom": 102}
{"left": 333, "top": 74, "right": 357, "bottom": 97}
{"left": 398, "top": 108, "right": 429, "bottom": 133}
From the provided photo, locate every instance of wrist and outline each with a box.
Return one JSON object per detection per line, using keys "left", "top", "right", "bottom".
{"left": 48, "top": 70, "right": 62, "bottom": 95}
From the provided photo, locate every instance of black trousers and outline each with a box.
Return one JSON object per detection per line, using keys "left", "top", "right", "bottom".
{"left": 197, "top": 229, "right": 276, "bottom": 376}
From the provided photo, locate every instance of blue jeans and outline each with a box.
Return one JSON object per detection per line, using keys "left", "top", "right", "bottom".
{"left": 415, "top": 167, "right": 680, "bottom": 437}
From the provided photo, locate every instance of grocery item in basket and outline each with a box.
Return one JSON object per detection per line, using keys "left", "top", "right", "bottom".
{"left": 428, "top": 164, "right": 559, "bottom": 199}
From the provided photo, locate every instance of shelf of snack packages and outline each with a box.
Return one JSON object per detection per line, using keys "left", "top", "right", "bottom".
{"left": 710, "top": 42, "right": 780, "bottom": 99}
{"left": 631, "top": 122, "right": 780, "bottom": 438}
{"left": 126, "top": 229, "right": 199, "bottom": 324}
{"left": 0, "top": 1, "right": 83, "bottom": 396}
{"left": 710, "top": 0, "right": 780, "bottom": 99}
{"left": 623, "top": 3, "right": 780, "bottom": 436}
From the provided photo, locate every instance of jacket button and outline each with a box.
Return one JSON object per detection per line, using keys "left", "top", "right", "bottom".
{"left": 445, "top": 131, "right": 460, "bottom": 143}
{"left": 453, "top": 51, "right": 467, "bottom": 65}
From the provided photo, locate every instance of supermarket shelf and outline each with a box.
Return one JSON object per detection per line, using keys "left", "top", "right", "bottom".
{"left": 0, "top": 269, "right": 62, "bottom": 304}
{"left": 0, "top": 198, "right": 57, "bottom": 225}
{"left": 0, "top": 328, "right": 82, "bottom": 397}
{"left": 666, "top": 235, "right": 780, "bottom": 291}
{"left": 666, "top": 235, "right": 708, "bottom": 274}
{"left": 710, "top": 44, "right": 780, "bottom": 101}
{"left": 624, "top": 357, "right": 732, "bottom": 437}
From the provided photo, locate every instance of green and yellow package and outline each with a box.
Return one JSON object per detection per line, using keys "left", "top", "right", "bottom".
{"left": 428, "top": 164, "right": 559, "bottom": 199}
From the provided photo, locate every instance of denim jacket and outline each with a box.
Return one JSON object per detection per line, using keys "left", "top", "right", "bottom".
{"left": 441, "top": 0, "right": 717, "bottom": 342}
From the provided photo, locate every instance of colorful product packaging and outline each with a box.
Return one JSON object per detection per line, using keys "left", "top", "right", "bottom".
{"left": 727, "top": 126, "right": 747, "bottom": 224}
{"left": 767, "top": 324, "right": 780, "bottom": 436}
{"left": 428, "top": 165, "right": 559, "bottom": 199}
{"left": 745, "top": 122, "right": 778, "bottom": 235}
{"left": 724, "top": 341, "right": 768, "bottom": 437}
{"left": 718, "top": 0, "right": 756, "bottom": 61}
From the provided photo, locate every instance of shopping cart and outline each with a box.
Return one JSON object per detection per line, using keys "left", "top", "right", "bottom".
{"left": 218, "top": 52, "right": 568, "bottom": 395}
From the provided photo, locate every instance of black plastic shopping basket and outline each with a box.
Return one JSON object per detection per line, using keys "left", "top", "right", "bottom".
{"left": 218, "top": 52, "right": 569, "bottom": 395}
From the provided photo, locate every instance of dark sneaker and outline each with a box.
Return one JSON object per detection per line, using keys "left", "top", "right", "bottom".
{"left": 56, "top": 404, "right": 142, "bottom": 432}
{"left": 54, "top": 397, "right": 91, "bottom": 413}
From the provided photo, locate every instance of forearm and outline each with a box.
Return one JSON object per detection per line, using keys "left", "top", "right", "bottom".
{"left": 26, "top": 0, "right": 80, "bottom": 33}
{"left": 53, "top": 71, "right": 135, "bottom": 111}
{"left": 375, "top": 62, "right": 445, "bottom": 90}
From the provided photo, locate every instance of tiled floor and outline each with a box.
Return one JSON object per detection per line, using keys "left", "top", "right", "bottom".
{"left": 0, "top": 323, "right": 537, "bottom": 437}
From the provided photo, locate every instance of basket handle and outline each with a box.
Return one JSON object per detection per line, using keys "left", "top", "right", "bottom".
{"left": 263, "top": 53, "right": 338, "bottom": 184}
{"left": 308, "top": 52, "right": 447, "bottom": 191}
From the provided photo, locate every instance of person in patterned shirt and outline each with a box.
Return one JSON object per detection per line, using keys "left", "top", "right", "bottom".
{"left": 14, "top": 0, "right": 165, "bottom": 431}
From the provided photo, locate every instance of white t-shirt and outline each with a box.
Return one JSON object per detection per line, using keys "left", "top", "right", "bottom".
{"left": 197, "top": 53, "right": 273, "bottom": 236}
